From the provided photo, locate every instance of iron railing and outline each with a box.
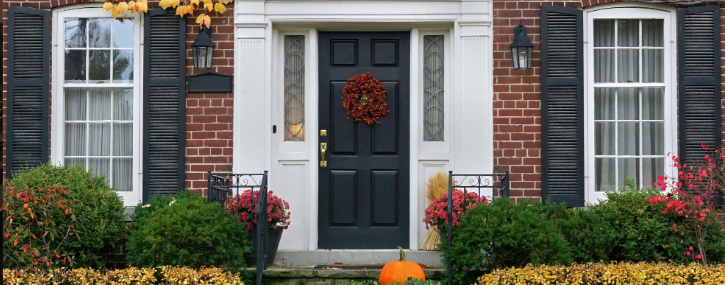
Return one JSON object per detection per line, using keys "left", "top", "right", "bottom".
{"left": 207, "top": 170, "right": 268, "bottom": 285}
{"left": 446, "top": 170, "right": 510, "bottom": 285}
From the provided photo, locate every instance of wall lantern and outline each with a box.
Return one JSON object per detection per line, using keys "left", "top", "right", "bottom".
{"left": 191, "top": 26, "right": 215, "bottom": 69}
{"left": 509, "top": 22, "right": 534, "bottom": 70}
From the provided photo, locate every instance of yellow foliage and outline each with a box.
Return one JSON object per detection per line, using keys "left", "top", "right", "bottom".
{"left": 204, "top": 2, "right": 214, "bottom": 11}
{"left": 214, "top": 3, "right": 227, "bottom": 14}
{"left": 3, "top": 267, "right": 244, "bottom": 285}
{"left": 478, "top": 262, "right": 725, "bottom": 285}
{"left": 104, "top": 0, "right": 227, "bottom": 27}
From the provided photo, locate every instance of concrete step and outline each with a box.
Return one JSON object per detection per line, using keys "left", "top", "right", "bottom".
{"left": 273, "top": 250, "right": 444, "bottom": 267}
{"left": 261, "top": 266, "right": 444, "bottom": 285}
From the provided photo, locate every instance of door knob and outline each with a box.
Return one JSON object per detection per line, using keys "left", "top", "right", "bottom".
{"left": 320, "top": 143, "right": 327, "bottom": 167}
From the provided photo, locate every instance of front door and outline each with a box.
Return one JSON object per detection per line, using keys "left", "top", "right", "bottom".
{"left": 318, "top": 32, "right": 410, "bottom": 249}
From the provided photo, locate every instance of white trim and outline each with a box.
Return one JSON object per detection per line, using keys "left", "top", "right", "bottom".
{"left": 51, "top": 6, "right": 143, "bottom": 207}
{"left": 584, "top": 5, "right": 678, "bottom": 204}
{"left": 235, "top": 0, "right": 492, "bottom": 250}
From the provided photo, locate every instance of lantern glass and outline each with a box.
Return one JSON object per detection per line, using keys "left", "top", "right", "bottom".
{"left": 510, "top": 46, "right": 533, "bottom": 70}
{"left": 194, "top": 46, "right": 214, "bottom": 69}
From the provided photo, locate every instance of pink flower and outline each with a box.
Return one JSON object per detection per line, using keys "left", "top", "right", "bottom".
{"left": 695, "top": 254, "right": 702, "bottom": 260}
{"left": 673, "top": 224, "right": 677, "bottom": 232}
{"left": 689, "top": 246, "right": 693, "bottom": 251}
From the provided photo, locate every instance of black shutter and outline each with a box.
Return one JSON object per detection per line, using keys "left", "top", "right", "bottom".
{"left": 143, "top": 9, "right": 186, "bottom": 201}
{"left": 678, "top": 6, "right": 722, "bottom": 207}
{"left": 6, "top": 7, "right": 50, "bottom": 178}
{"left": 541, "top": 6, "right": 584, "bottom": 207}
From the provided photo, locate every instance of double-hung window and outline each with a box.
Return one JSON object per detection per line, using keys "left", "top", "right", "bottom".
{"left": 586, "top": 7, "right": 677, "bottom": 202}
{"left": 52, "top": 7, "right": 142, "bottom": 206}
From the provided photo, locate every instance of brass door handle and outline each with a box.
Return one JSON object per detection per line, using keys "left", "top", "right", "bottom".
{"left": 320, "top": 143, "right": 327, "bottom": 167}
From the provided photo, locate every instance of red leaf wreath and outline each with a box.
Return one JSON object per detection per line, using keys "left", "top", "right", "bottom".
{"left": 342, "top": 72, "right": 390, "bottom": 125}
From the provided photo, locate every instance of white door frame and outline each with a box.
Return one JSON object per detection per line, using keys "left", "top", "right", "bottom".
{"left": 233, "top": 0, "right": 494, "bottom": 250}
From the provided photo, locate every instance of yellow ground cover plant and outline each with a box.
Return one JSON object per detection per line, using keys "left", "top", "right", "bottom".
{"left": 3, "top": 266, "right": 244, "bottom": 285}
{"left": 478, "top": 262, "right": 725, "bottom": 285}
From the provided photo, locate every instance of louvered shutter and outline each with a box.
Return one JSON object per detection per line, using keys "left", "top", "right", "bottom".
{"left": 6, "top": 7, "right": 50, "bottom": 178}
{"left": 143, "top": 9, "right": 186, "bottom": 201}
{"left": 541, "top": 6, "right": 584, "bottom": 207}
{"left": 677, "top": 6, "right": 722, "bottom": 207}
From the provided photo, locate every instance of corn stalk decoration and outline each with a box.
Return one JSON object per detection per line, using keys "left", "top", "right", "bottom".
{"left": 103, "top": 0, "right": 233, "bottom": 28}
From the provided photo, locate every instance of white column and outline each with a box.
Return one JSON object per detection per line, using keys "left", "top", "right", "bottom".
{"left": 453, "top": 0, "right": 494, "bottom": 175}
{"left": 233, "top": 0, "right": 270, "bottom": 173}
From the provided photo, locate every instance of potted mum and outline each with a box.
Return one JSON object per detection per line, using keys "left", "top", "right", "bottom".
{"left": 226, "top": 190, "right": 290, "bottom": 268}
{"left": 424, "top": 189, "right": 486, "bottom": 246}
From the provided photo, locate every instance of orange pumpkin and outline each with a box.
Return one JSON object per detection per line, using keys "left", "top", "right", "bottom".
{"left": 379, "top": 247, "right": 426, "bottom": 285}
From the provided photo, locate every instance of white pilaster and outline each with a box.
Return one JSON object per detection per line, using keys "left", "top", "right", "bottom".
{"left": 453, "top": 0, "right": 494, "bottom": 175}
{"left": 233, "top": 0, "right": 270, "bottom": 174}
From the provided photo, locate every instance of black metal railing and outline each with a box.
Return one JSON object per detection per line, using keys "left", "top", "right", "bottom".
{"left": 446, "top": 170, "right": 510, "bottom": 285}
{"left": 207, "top": 170, "right": 269, "bottom": 285}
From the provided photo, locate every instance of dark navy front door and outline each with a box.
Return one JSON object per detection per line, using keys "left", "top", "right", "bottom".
{"left": 318, "top": 32, "right": 410, "bottom": 249}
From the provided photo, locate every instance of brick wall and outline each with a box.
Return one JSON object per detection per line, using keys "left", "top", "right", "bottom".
{"left": 2, "top": 1, "right": 235, "bottom": 195}
{"left": 492, "top": 0, "right": 725, "bottom": 203}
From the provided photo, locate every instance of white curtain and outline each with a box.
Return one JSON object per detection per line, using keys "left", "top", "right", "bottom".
{"left": 593, "top": 19, "right": 664, "bottom": 191}
{"left": 64, "top": 87, "right": 133, "bottom": 191}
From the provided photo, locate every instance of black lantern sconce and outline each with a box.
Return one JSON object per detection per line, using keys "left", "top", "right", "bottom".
{"left": 509, "top": 22, "right": 534, "bottom": 70}
{"left": 191, "top": 26, "right": 215, "bottom": 69}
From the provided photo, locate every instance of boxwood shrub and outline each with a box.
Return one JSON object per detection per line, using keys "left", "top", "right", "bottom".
{"left": 125, "top": 191, "right": 249, "bottom": 268}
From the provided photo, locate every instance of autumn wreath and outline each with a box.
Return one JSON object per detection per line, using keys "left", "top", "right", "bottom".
{"left": 342, "top": 72, "right": 390, "bottom": 125}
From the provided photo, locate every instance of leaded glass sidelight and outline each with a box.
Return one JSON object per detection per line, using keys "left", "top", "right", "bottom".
{"left": 284, "top": 35, "right": 305, "bottom": 141}
{"left": 424, "top": 35, "right": 444, "bottom": 141}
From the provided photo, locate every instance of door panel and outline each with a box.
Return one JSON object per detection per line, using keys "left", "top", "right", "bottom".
{"left": 318, "top": 32, "right": 410, "bottom": 249}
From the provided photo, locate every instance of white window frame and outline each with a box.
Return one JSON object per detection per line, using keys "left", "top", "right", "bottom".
{"left": 51, "top": 6, "right": 143, "bottom": 207}
{"left": 419, "top": 30, "right": 452, "bottom": 154}
{"left": 584, "top": 5, "right": 678, "bottom": 204}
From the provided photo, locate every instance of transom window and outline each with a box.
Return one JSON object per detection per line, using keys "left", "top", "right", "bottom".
{"left": 53, "top": 8, "right": 141, "bottom": 206}
{"left": 586, "top": 8, "right": 675, "bottom": 198}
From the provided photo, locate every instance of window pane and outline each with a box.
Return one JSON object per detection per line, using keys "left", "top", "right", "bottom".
{"left": 618, "top": 122, "right": 640, "bottom": 155}
{"left": 617, "top": 19, "right": 639, "bottom": 47}
{"left": 617, "top": 49, "right": 639, "bottom": 83}
{"left": 65, "top": 123, "right": 86, "bottom": 156}
{"left": 113, "top": 50, "right": 134, "bottom": 82}
{"left": 89, "top": 123, "right": 111, "bottom": 156}
{"left": 642, "top": 122, "right": 664, "bottom": 155}
{"left": 595, "top": 122, "right": 615, "bottom": 155}
{"left": 88, "top": 18, "right": 111, "bottom": 48}
{"left": 64, "top": 87, "right": 87, "bottom": 121}
{"left": 642, "top": 87, "right": 664, "bottom": 120}
{"left": 89, "top": 50, "right": 111, "bottom": 83}
{"left": 424, "top": 35, "right": 445, "bottom": 141}
{"left": 113, "top": 88, "right": 133, "bottom": 120}
{"left": 65, "top": 158, "right": 85, "bottom": 168}
{"left": 594, "top": 20, "right": 614, "bottom": 47}
{"left": 112, "top": 18, "right": 134, "bottom": 48}
{"left": 618, "top": 158, "right": 640, "bottom": 189}
{"left": 284, "top": 35, "right": 305, "bottom": 141}
{"left": 113, "top": 158, "right": 133, "bottom": 191}
{"left": 596, "top": 158, "right": 616, "bottom": 192}
{"left": 642, "top": 19, "right": 664, "bottom": 47}
{"left": 595, "top": 88, "right": 615, "bottom": 120}
{"left": 642, "top": 49, "right": 663, "bottom": 83}
{"left": 617, "top": 87, "right": 639, "bottom": 120}
{"left": 88, "top": 158, "right": 110, "bottom": 183}
{"left": 65, "top": 50, "right": 86, "bottom": 83}
{"left": 113, "top": 123, "right": 133, "bottom": 156}
{"left": 65, "top": 18, "right": 87, "bottom": 48}
{"left": 89, "top": 89, "right": 112, "bottom": 120}
{"left": 643, "top": 157, "right": 664, "bottom": 189}
{"left": 594, "top": 50, "right": 615, "bottom": 83}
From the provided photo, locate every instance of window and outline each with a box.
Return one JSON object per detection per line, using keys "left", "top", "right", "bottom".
{"left": 423, "top": 35, "right": 444, "bottom": 141}
{"left": 53, "top": 8, "right": 141, "bottom": 206}
{"left": 284, "top": 35, "right": 305, "bottom": 141}
{"left": 586, "top": 7, "right": 676, "bottom": 199}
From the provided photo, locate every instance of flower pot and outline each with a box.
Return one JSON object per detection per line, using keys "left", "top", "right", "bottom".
{"left": 244, "top": 226, "right": 284, "bottom": 268}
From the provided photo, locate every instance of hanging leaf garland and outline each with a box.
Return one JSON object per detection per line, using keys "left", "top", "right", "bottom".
{"left": 342, "top": 73, "right": 390, "bottom": 125}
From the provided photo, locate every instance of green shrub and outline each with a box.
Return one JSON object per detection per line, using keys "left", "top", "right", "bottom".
{"left": 441, "top": 198, "right": 572, "bottom": 285}
{"left": 5, "top": 163, "right": 125, "bottom": 269}
{"left": 553, "top": 206, "right": 618, "bottom": 263}
{"left": 589, "top": 182, "right": 725, "bottom": 264}
{"left": 126, "top": 191, "right": 250, "bottom": 268}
